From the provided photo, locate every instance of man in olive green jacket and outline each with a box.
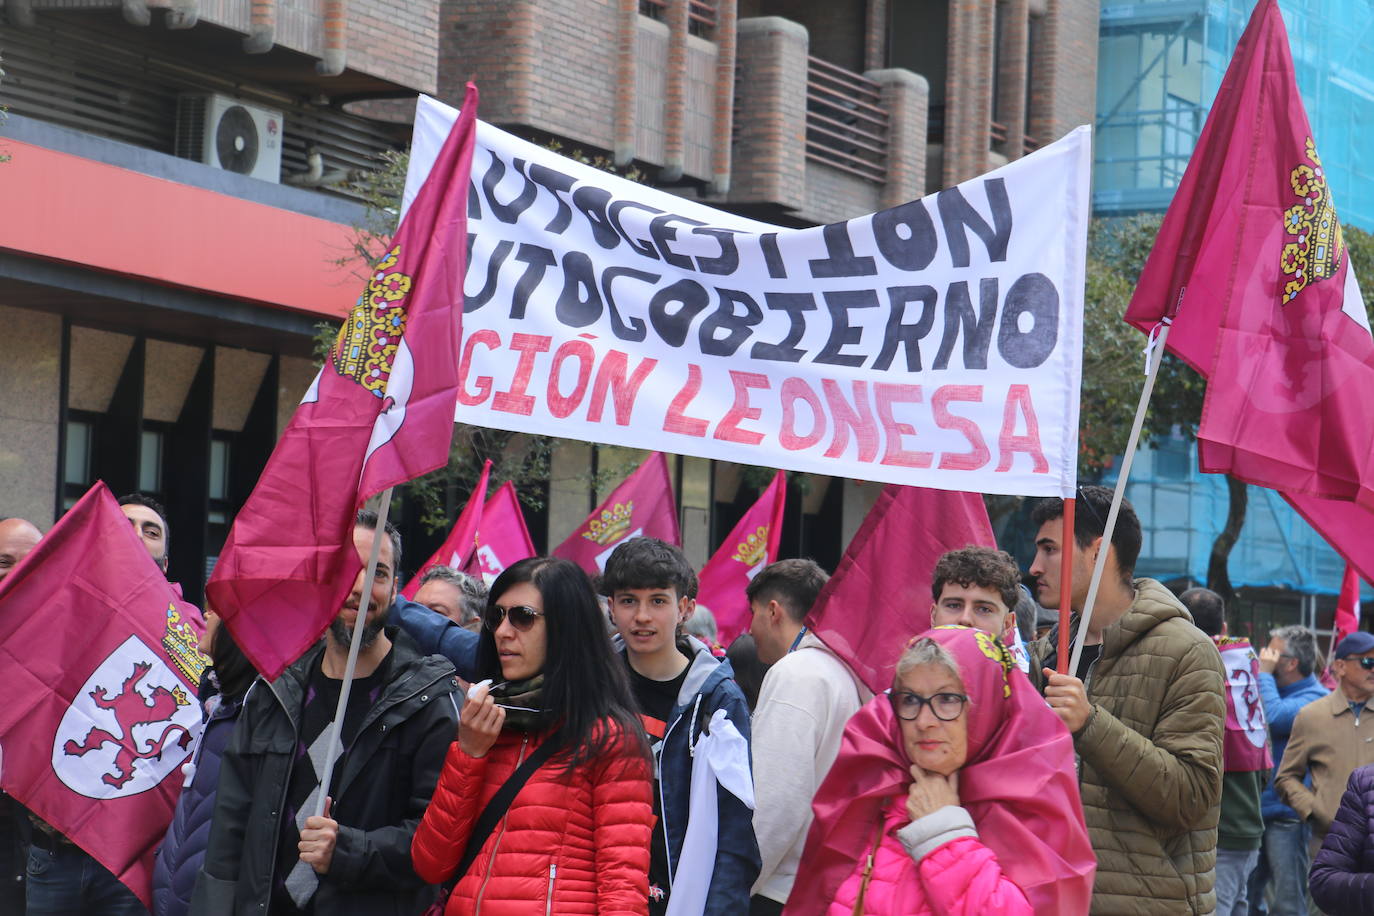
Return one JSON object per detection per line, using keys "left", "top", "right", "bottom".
{"left": 1028, "top": 488, "right": 1226, "bottom": 916}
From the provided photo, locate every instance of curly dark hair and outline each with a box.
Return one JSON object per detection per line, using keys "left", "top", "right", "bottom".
{"left": 930, "top": 546, "right": 1021, "bottom": 610}
{"left": 597, "top": 537, "right": 696, "bottom": 600}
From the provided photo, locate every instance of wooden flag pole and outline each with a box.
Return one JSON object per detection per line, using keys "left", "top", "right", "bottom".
{"left": 314, "top": 484, "right": 395, "bottom": 818}
{"left": 1068, "top": 323, "right": 1172, "bottom": 676}
{"left": 1056, "top": 499, "right": 1076, "bottom": 674}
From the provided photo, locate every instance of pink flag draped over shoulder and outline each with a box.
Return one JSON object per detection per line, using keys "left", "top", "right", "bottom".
{"left": 468, "top": 481, "right": 537, "bottom": 585}
{"left": 1213, "top": 636, "right": 1273, "bottom": 772}
{"left": 0, "top": 482, "right": 209, "bottom": 907}
{"left": 807, "top": 484, "right": 995, "bottom": 695}
{"left": 206, "top": 85, "right": 480, "bottom": 679}
{"left": 698, "top": 470, "right": 786, "bottom": 645}
{"left": 553, "top": 452, "right": 680, "bottom": 575}
{"left": 402, "top": 459, "right": 490, "bottom": 599}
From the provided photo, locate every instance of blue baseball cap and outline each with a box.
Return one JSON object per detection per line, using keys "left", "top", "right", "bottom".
{"left": 1335, "top": 631, "right": 1374, "bottom": 659}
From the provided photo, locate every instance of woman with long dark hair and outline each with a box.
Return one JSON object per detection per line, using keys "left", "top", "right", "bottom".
{"left": 153, "top": 611, "right": 258, "bottom": 916}
{"left": 412, "top": 557, "right": 654, "bottom": 914}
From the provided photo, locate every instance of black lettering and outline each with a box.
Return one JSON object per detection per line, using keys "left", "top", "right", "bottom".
{"left": 464, "top": 239, "right": 514, "bottom": 312}
{"left": 650, "top": 214, "right": 707, "bottom": 270}
{"left": 759, "top": 233, "right": 787, "bottom": 279}
{"left": 934, "top": 278, "right": 999, "bottom": 370}
{"left": 937, "top": 178, "right": 1012, "bottom": 266}
{"left": 481, "top": 154, "right": 539, "bottom": 224}
{"left": 693, "top": 227, "right": 741, "bottom": 275}
{"left": 648, "top": 279, "right": 710, "bottom": 347}
{"left": 467, "top": 177, "right": 482, "bottom": 219}
{"left": 509, "top": 244, "right": 557, "bottom": 319}
{"left": 872, "top": 199, "right": 939, "bottom": 271}
{"left": 998, "top": 273, "right": 1059, "bottom": 368}
{"left": 699, "top": 289, "right": 763, "bottom": 357}
{"left": 608, "top": 199, "right": 665, "bottom": 259}
{"left": 873, "top": 286, "right": 938, "bottom": 371}
{"left": 572, "top": 186, "right": 621, "bottom": 249}
{"left": 815, "top": 290, "right": 879, "bottom": 367}
{"left": 599, "top": 266, "right": 657, "bottom": 343}
{"left": 555, "top": 251, "right": 604, "bottom": 327}
{"left": 523, "top": 162, "right": 577, "bottom": 233}
{"left": 750, "top": 293, "right": 816, "bottom": 363}
{"left": 808, "top": 222, "right": 877, "bottom": 278}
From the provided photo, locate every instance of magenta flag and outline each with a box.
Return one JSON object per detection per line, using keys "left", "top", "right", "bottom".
{"left": 206, "top": 85, "right": 480, "bottom": 679}
{"left": 1214, "top": 637, "right": 1273, "bottom": 773}
{"left": 552, "top": 452, "right": 680, "bottom": 575}
{"left": 1125, "top": 0, "right": 1374, "bottom": 507}
{"left": 0, "top": 482, "right": 208, "bottom": 907}
{"left": 807, "top": 485, "right": 995, "bottom": 695}
{"left": 1333, "top": 562, "right": 1363, "bottom": 645}
{"left": 468, "top": 481, "right": 537, "bottom": 585}
{"left": 402, "top": 459, "right": 490, "bottom": 599}
{"left": 698, "top": 470, "right": 786, "bottom": 645}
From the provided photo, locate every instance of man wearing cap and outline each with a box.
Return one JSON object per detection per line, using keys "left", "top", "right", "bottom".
{"left": 1275, "top": 631, "right": 1374, "bottom": 856}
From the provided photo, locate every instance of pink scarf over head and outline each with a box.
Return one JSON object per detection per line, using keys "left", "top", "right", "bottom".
{"left": 787, "top": 625, "right": 1095, "bottom": 915}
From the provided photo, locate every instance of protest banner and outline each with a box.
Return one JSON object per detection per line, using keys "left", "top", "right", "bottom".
{"left": 405, "top": 96, "right": 1089, "bottom": 499}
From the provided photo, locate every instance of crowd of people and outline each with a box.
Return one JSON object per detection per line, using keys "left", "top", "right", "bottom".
{"left": 3, "top": 483, "right": 1374, "bottom": 915}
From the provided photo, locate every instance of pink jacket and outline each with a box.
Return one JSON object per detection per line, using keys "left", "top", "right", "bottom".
{"left": 826, "top": 801, "right": 1032, "bottom": 916}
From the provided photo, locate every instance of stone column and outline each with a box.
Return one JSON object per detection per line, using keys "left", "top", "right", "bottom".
{"left": 728, "top": 16, "right": 809, "bottom": 212}
{"left": 866, "top": 67, "right": 928, "bottom": 207}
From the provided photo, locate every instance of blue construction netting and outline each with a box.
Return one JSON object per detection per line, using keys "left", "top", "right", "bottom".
{"left": 1100, "top": 435, "right": 1374, "bottom": 598}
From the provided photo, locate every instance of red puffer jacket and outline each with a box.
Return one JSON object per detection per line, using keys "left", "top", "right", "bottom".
{"left": 412, "top": 723, "right": 653, "bottom": 915}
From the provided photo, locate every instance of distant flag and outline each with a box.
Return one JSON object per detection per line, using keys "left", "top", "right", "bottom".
{"left": 468, "top": 481, "right": 538, "bottom": 585}
{"left": 402, "top": 459, "right": 491, "bottom": 599}
{"left": 1334, "top": 563, "right": 1363, "bottom": 647}
{"left": 206, "top": 85, "right": 481, "bottom": 679}
{"left": 1124, "top": 0, "right": 1374, "bottom": 507}
{"left": 808, "top": 485, "right": 995, "bottom": 694}
{"left": 553, "top": 452, "right": 680, "bottom": 575}
{"left": 698, "top": 470, "right": 786, "bottom": 645}
{"left": 0, "top": 482, "right": 208, "bottom": 907}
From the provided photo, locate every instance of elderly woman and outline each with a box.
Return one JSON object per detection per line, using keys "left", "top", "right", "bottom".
{"left": 786, "top": 625, "right": 1096, "bottom": 915}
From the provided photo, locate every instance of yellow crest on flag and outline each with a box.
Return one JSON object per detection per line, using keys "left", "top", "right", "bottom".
{"left": 582, "top": 502, "right": 634, "bottom": 546}
{"left": 1281, "top": 138, "right": 1346, "bottom": 304}
{"left": 731, "top": 526, "right": 770, "bottom": 568}
{"left": 332, "top": 245, "right": 413, "bottom": 395}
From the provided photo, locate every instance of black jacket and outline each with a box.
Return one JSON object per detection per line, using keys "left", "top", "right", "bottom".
{"left": 189, "top": 627, "right": 458, "bottom": 916}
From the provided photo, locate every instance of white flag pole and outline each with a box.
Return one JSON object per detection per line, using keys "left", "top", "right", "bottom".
{"left": 313, "top": 484, "right": 395, "bottom": 818}
{"left": 1068, "top": 323, "right": 1171, "bottom": 676}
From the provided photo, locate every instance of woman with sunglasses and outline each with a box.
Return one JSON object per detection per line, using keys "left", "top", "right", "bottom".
{"left": 786, "top": 626, "right": 1096, "bottom": 915}
{"left": 411, "top": 557, "right": 654, "bottom": 915}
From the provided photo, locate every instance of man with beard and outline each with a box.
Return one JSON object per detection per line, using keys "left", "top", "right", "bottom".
{"left": 190, "top": 510, "right": 459, "bottom": 916}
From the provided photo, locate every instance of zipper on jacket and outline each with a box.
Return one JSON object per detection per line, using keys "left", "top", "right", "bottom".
{"left": 544, "top": 863, "right": 557, "bottom": 915}
{"left": 474, "top": 734, "right": 529, "bottom": 914}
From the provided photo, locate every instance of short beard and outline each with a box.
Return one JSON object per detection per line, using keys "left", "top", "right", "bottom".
{"left": 329, "top": 617, "right": 384, "bottom": 651}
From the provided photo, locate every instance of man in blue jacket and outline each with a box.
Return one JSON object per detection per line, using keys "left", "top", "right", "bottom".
{"left": 601, "top": 537, "right": 760, "bottom": 915}
{"left": 1249, "top": 624, "right": 1328, "bottom": 916}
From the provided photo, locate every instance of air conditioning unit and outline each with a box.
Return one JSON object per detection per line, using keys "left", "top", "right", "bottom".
{"left": 175, "top": 93, "right": 283, "bottom": 183}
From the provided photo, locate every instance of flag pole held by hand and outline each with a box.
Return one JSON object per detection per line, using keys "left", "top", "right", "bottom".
{"left": 313, "top": 485, "right": 395, "bottom": 818}
{"left": 1056, "top": 498, "right": 1075, "bottom": 675}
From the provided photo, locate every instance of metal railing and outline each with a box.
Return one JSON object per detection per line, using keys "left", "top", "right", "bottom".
{"left": 639, "top": 0, "right": 718, "bottom": 37}
{"left": 804, "top": 56, "right": 889, "bottom": 184}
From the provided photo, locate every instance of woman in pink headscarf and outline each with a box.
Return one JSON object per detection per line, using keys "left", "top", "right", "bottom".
{"left": 786, "top": 625, "right": 1095, "bottom": 915}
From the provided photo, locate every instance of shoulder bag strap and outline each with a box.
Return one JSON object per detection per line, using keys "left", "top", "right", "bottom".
{"left": 451, "top": 732, "right": 565, "bottom": 883}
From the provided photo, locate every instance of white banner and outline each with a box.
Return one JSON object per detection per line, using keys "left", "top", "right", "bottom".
{"left": 406, "top": 96, "right": 1088, "bottom": 497}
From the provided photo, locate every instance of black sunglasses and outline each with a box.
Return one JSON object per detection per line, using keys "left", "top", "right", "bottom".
{"left": 1346, "top": 656, "right": 1374, "bottom": 671}
{"left": 483, "top": 604, "right": 544, "bottom": 632}
{"left": 890, "top": 690, "right": 968, "bottom": 722}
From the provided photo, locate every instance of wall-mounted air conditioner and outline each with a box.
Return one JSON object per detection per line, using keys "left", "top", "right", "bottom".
{"left": 175, "top": 93, "right": 283, "bottom": 183}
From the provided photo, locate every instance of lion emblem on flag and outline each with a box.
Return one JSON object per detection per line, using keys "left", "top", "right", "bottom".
{"left": 52, "top": 636, "right": 201, "bottom": 800}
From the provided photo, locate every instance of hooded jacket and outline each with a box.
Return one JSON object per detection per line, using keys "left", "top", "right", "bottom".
{"left": 1029, "top": 578, "right": 1226, "bottom": 915}
{"left": 640, "top": 637, "right": 760, "bottom": 913}
{"left": 188, "top": 627, "right": 459, "bottom": 916}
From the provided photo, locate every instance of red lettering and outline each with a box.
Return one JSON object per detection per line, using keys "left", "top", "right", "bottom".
{"left": 587, "top": 350, "right": 658, "bottom": 426}
{"left": 822, "top": 379, "right": 879, "bottom": 462}
{"left": 546, "top": 339, "right": 596, "bottom": 419}
{"left": 779, "top": 377, "right": 826, "bottom": 451}
{"left": 996, "top": 384, "right": 1049, "bottom": 473}
{"left": 458, "top": 329, "right": 500, "bottom": 406}
{"left": 492, "top": 333, "right": 552, "bottom": 416}
{"left": 664, "top": 364, "right": 709, "bottom": 436}
{"left": 872, "top": 383, "right": 932, "bottom": 468}
{"left": 932, "top": 385, "right": 990, "bottom": 471}
{"left": 713, "top": 371, "right": 771, "bottom": 444}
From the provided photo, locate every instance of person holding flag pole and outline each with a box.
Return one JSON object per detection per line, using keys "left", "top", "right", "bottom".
{"left": 191, "top": 84, "right": 482, "bottom": 915}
